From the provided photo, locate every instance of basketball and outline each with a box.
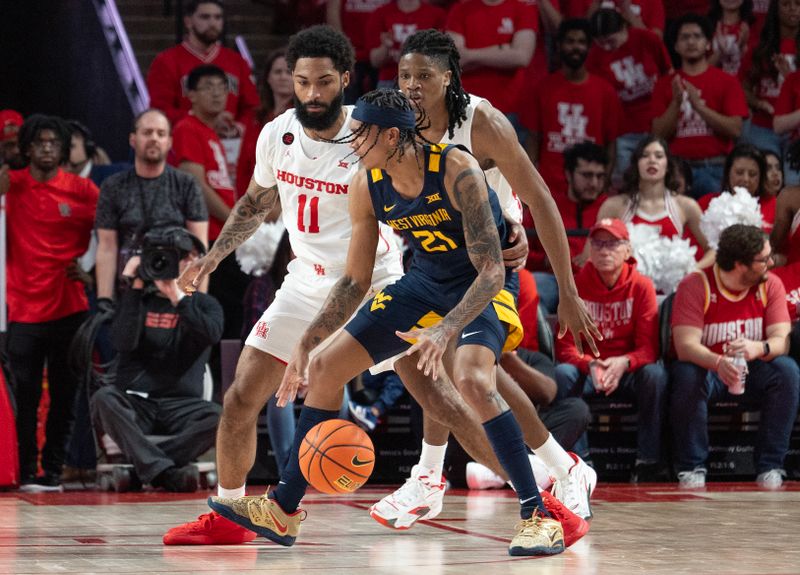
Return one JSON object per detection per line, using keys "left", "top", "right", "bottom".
{"left": 299, "top": 419, "right": 375, "bottom": 494}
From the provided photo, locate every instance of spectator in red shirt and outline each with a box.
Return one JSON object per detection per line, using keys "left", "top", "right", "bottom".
{"left": 587, "top": 8, "right": 673, "bottom": 186}
{"left": 555, "top": 218, "right": 667, "bottom": 482}
{"left": 366, "top": 0, "right": 447, "bottom": 88}
{"left": 528, "top": 141, "right": 609, "bottom": 313}
{"left": 236, "top": 49, "right": 294, "bottom": 198}
{"left": 527, "top": 18, "right": 623, "bottom": 196}
{"left": 670, "top": 223, "right": 799, "bottom": 489}
{"left": 0, "top": 109, "right": 24, "bottom": 169}
{"left": 146, "top": 0, "right": 259, "bottom": 136}
{"left": 0, "top": 115, "right": 99, "bottom": 491}
{"left": 565, "top": 0, "right": 665, "bottom": 36}
{"left": 446, "top": 0, "right": 538, "bottom": 137}
{"left": 651, "top": 13, "right": 749, "bottom": 199}
{"left": 708, "top": 0, "right": 753, "bottom": 77}
{"left": 172, "top": 64, "right": 249, "bottom": 339}
{"left": 741, "top": 0, "right": 800, "bottom": 159}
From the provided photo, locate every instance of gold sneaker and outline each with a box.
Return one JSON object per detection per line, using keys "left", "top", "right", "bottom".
{"left": 207, "top": 494, "right": 306, "bottom": 546}
{"left": 509, "top": 511, "right": 566, "bottom": 556}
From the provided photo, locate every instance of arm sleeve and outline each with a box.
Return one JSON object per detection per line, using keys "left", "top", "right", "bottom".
{"left": 671, "top": 272, "right": 707, "bottom": 329}
{"left": 95, "top": 178, "right": 118, "bottom": 229}
{"left": 626, "top": 276, "right": 659, "bottom": 371}
{"left": 111, "top": 289, "right": 145, "bottom": 352}
{"left": 175, "top": 293, "right": 225, "bottom": 347}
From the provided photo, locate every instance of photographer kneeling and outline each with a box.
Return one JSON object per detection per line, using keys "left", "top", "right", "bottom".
{"left": 91, "top": 227, "right": 224, "bottom": 492}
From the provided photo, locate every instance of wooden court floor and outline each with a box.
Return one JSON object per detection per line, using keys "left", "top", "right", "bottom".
{"left": 1, "top": 483, "right": 799, "bottom": 575}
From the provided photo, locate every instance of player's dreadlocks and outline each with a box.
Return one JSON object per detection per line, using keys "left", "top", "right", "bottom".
{"left": 286, "top": 25, "right": 355, "bottom": 75}
{"left": 330, "top": 88, "right": 434, "bottom": 168}
{"left": 400, "top": 29, "right": 469, "bottom": 139}
{"left": 17, "top": 114, "right": 71, "bottom": 165}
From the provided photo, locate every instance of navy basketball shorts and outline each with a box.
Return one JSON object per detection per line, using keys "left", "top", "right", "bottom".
{"left": 344, "top": 271, "right": 523, "bottom": 365}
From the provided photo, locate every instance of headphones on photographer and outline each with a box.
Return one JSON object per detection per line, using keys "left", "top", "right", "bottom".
{"left": 68, "top": 120, "right": 97, "bottom": 159}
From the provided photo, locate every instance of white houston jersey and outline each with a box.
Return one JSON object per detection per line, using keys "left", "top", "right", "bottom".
{"left": 439, "top": 94, "right": 523, "bottom": 223}
{"left": 254, "top": 106, "right": 400, "bottom": 271}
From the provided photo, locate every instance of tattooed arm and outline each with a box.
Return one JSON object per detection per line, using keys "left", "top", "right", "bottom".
{"left": 176, "top": 177, "right": 279, "bottom": 294}
{"left": 398, "top": 151, "right": 505, "bottom": 379}
{"left": 276, "top": 170, "right": 379, "bottom": 406}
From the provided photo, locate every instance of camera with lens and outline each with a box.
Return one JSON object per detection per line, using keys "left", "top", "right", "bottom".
{"left": 137, "top": 226, "right": 205, "bottom": 281}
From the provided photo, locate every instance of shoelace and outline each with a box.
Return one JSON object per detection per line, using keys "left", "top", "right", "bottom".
{"left": 515, "top": 512, "right": 544, "bottom": 535}
{"left": 198, "top": 512, "right": 218, "bottom": 528}
{"left": 555, "top": 473, "right": 582, "bottom": 512}
{"left": 393, "top": 475, "right": 441, "bottom": 507}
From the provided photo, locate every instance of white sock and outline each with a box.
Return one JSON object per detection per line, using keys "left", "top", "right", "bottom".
{"left": 218, "top": 484, "right": 246, "bottom": 498}
{"left": 418, "top": 440, "right": 448, "bottom": 478}
{"left": 532, "top": 434, "right": 575, "bottom": 480}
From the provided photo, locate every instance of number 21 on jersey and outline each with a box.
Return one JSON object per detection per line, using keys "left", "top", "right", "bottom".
{"left": 297, "top": 194, "right": 319, "bottom": 233}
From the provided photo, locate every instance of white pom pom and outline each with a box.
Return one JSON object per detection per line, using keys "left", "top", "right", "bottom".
{"left": 235, "top": 221, "right": 286, "bottom": 276}
{"left": 699, "top": 187, "right": 763, "bottom": 250}
{"left": 627, "top": 223, "right": 697, "bottom": 293}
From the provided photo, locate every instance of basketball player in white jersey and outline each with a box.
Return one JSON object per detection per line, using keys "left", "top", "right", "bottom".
{"left": 369, "top": 29, "right": 600, "bottom": 531}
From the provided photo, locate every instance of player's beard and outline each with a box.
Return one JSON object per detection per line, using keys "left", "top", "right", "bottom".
{"left": 193, "top": 26, "right": 221, "bottom": 47}
{"left": 294, "top": 89, "right": 344, "bottom": 132}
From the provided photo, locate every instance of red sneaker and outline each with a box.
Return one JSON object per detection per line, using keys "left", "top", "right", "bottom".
{"left": 541, "top": 490, "right": 589, "bottom": 547}
{"left": 163, "top": 512, "right": 257, "bottom": 545}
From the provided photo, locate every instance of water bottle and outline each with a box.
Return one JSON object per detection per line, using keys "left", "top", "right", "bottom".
{"left": 729, "top": 351, "right": 747, "bottom": 395}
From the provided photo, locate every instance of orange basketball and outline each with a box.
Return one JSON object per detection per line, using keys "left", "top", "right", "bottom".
{"left": 299, "top": 419, "right": 375, "bottom": 494}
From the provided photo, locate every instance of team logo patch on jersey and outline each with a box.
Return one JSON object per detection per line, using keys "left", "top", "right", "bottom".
{"left": 282, "top": 132, "right": 294, "bottom": 145}
{"left": 254, "top": 321, "right": 270, "bottom": 339}
{"left": 425, "top": 193, "right": 441, "bottom": 204}
{"left": 58, "top": 202, "right": 72, "bottom": 217}
{"left": 338, "top": 160, "right": 349, "bottom": 169}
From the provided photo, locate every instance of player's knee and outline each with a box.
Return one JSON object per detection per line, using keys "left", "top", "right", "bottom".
{"left": 222, "top": 383, "right": 260, "bottom": 423}
{"left": 453, "top": 371, "right": 494, "bottom": 405}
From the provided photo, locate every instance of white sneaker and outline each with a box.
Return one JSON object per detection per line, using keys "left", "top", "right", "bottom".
{"left": 369, "top": 465, "right": 445, "bottom": 530}
{"left": 756, "top": 469, "right": 785, "bottom": 489}
{"left": 550, "top": 453, "right": 597, "bottom": 521}
{"left": 466, "top": 462, "right": 506, "bottom": 490}
{"left": 677, "top": 468, "right": 706, "bottom": 489}
{"left": 530, "top": 453, "right": 553, "bottom": 492}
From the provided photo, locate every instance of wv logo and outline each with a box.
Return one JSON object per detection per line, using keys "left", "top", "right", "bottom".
{"left": 370, "top": 290, "right": 393, "bottom": 312}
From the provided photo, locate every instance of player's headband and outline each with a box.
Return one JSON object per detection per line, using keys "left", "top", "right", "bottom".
{"left": 352, "top": 98, "right": 416, "bottom": 130}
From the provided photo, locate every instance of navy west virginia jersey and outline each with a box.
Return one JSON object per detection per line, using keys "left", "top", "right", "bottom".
{"left": 367, "top": 144, "right": 510, "bottom": 288}
{"left": 344, "top": 144, "right": 522, "bottom": 364}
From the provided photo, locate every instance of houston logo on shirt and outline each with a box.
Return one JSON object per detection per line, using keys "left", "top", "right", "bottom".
{"left": 548, "top": 103, "right": 590, "bottom": 152}
{"left": 610, "top": 56, "right": 653, "bottom": 101}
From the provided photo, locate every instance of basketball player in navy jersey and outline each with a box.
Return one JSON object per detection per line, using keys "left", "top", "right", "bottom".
{"left": 208, "top": 89, "right": 569, "bottom": 556}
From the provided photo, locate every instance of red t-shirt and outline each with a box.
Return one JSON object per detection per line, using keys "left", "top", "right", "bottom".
{"left": 517, "top": 268, "right": 540, "bottom": 351}
{"left": 341, "top": 0, "right": 392, "bottom": 61}
{"left": 775, "top": 69, "right": 800, "bottom": 139}
{"left": 446, "top": 0, "right": 539, "bottom": 114}
{"left": 366, "top": 2, "right": 447, "bottom": 82}
{"left": 771, "top": 263, "right": 800, "bottom": 319}
{"left": 741, "top": 38, "right": 797, "bottom": 128}
{"left": 587, "top": 27, "right": 672, "bottom": 134}
{"left": 672, "top": 266, "right": 789, "bottom": 355}
{"left": 146, "top": 42, "right": 260, "bottom": 126}
{"left": 171, "top": 115, "right": 236, "bottom": 241}
{"left": 556, "top": 259, "right": 659, "bottom": 373}
{"left": 528, "top": 71, "right": 623, "bottom": 195}
{"left": 651, "top": 67, "right": 749, "bottom": 160}
{"left": 712, "top": 21, "right": 747, "bottom": 77}
{"left": 748, "top": 0, "right": 771, "bottom": 54}
{"left": 6, "top": 169, "right": 98, "bottom": 323}
{"left": 562, "top": 0, "right": 664, "bottom": 32}
{"left": 525, "top": 193, "right": 606, "bottom": 272}
{"left": 663, "top": 0, "right": 710, "bottom": 20}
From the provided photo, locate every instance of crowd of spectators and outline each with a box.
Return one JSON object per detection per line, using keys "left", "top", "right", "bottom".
{"left": 3, "top": 0, "right": 800, "bottom": 493}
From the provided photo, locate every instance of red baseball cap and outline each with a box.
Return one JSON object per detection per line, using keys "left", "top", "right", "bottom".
{"left": 589, "top": 218, "right": 629, "bottom": 241}
{"left": 0, "top": 110, "right": 23, "bottom": 142}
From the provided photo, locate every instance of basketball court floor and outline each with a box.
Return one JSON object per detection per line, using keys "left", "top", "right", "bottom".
{"left": 2, "top": 483, "right": 798, "bottom": 574}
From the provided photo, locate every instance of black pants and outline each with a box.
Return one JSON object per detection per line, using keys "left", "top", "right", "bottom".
{"left": 208, "top": 248, "right": 250, "bottom": 341}
{"left": 539, "top": 397, "right": 592, "bottom": 452}
{"left": 90, "top": 386, "right": 221, "bottom": 483}
{"left": 8, "top": 312, "right": 87, "bottom": 479}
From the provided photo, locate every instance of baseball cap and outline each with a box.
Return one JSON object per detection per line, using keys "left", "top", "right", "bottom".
{"left": 589, "top": 218, "right": 629, "bottom": 241}
{"left": 0, "top": 110, "right": 23, "bottom": 142}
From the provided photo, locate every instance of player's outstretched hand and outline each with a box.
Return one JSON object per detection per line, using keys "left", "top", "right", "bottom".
{"left": 557, "top": 293, "right": 602, "bottom": 357}
{"left": 397, "top": 325, "right": 451, "bottom": 380}
{"left": 277, "top": 345, "right": 310, "bottom": 407}
{"left": 503, "top": 220, "right": 529, "bottom": 271}
{"left": 177, "top": 255, "right": 218, "bottom": 295}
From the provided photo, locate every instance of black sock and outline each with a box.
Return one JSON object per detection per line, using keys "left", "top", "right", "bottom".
{"left": 483, "top": 410, "right": 546, "bottom": 519}
{"left": 272, "top": 405, "right": 339, "bottom": 512}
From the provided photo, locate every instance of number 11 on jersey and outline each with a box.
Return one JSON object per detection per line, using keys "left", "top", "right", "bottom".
{"left": 297, "top": 193, "right": 320, "bottom": 233}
